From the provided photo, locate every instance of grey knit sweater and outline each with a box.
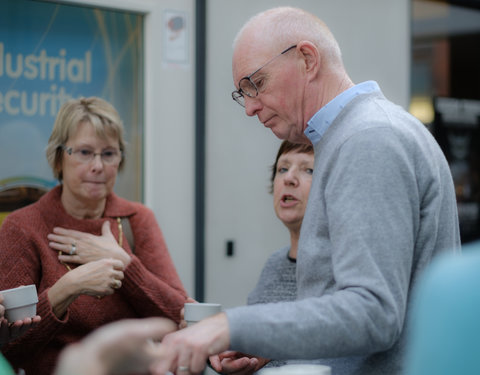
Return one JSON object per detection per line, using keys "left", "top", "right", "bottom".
{"left": 226, "top": 90, "right": 460, "bottom": 375}
{"left": 247, "top": 246, "right": 297, "bottom": 306}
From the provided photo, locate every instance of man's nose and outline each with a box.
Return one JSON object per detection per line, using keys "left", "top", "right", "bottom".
{"left": 244, "top": 96, "right": 262, "bottom": 117}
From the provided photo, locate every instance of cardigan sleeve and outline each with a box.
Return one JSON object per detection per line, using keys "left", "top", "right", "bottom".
{"left": 116, "top": 205, "right": 187, "bottom": 323}
{"left": 0, "top": 216, "right": 69, "bottom": 368}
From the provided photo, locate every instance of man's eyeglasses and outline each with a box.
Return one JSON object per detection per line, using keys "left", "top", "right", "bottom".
{"left": 232, "top": 44, "right": 297, "bottom": 107}
{"left": 62, "top": 145, "right": 123, "bottom": 165}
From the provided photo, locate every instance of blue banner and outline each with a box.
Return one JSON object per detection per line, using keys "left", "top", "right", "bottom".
{"left": 0, "top": 0, "right": 143, "bottom": 200}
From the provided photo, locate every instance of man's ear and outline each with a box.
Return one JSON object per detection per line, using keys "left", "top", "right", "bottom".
{"left": 297, "top": 41, "right": 320, "bottom": 80}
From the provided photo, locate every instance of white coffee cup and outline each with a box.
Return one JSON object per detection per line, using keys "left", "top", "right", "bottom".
{"left": 258, "top": 364, "right": 331, "bottom": 375}
{"left": 184, "top": 302, "right": 222, "bottom": 326}
{"left": 0, "top": 284, "right": 38, "bottom": 322}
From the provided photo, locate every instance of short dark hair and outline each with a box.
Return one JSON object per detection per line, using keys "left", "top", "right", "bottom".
{"left": 270, "top": 141, "right": 314, "bottom": 193}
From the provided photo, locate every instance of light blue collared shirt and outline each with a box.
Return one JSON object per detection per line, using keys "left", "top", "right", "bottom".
{"left": 305, "top": 80, "right": 381, "bottom": 145}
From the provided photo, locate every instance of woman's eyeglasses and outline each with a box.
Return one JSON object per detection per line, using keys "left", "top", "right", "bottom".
{"left": 62, "top": 145, "right": 122, "bottom": 165}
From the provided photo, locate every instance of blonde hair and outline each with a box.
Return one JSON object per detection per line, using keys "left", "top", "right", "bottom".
{"left": 46, "top": 97, "right": 126, "bottom": 180}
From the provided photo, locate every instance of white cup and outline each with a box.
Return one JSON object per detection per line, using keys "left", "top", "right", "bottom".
{"left": 184, "top": 302, "right": 222, "bottom": 326}
{"left": 0, "top": 284, "right": 38, "bottom": 322}
{"left": 258, "top": 364, "right": 331, "bottom": 375}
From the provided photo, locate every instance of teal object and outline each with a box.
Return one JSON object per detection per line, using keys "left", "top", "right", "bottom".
{"left": 0, "top": 354, "right": 14, "bottom": 375}
{"left": 405, "top": 242, "right": 480, "bottom": 375}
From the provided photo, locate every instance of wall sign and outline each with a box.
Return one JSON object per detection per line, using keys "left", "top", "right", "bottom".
{"left": 0, "top": 0, "right": 144, "bottom": 216}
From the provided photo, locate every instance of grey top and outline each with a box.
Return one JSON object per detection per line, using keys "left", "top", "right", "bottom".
{"left": 226, "top": 89, "right": 461, "bottom": 375}
{"left": 247, "top": 246, "right": 297, "bottom": 306}
{"left": 247, "top": 246, "right": 298, "bottom": 370}
{"left": 248, "top": 248, "right": 340, "bottom": 371}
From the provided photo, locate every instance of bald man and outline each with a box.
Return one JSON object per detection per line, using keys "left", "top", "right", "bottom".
{"left": 152, "top": 7, "right": 460, "bottom": 375}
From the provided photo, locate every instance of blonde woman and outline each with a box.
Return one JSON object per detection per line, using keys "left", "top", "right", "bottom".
{"left": 0, "top": 97, "right": 186, "bottom": 375}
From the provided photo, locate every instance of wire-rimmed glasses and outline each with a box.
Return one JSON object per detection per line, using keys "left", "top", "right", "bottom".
{"left": 62, "top": 145, "right": 123, "bottom": 165}
{"left": 232, "top": 44, "right": 297, "bottom": 107}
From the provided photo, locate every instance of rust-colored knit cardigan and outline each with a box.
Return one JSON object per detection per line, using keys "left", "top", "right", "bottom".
{"left": 0, "top": 185, "right": 187, "bottom": 375}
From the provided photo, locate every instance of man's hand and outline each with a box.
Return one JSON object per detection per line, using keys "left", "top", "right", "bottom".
{"left": 150, "top": 313, "right": 231, "bottom": 374}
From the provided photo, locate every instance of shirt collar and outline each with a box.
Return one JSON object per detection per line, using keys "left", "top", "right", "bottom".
{"left": 305, "top": 80, "right": 380, "bottom": 144}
